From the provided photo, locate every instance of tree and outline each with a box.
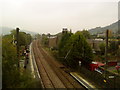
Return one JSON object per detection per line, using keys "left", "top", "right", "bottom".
{"left": 109, "top": 41, "right": 119, "bottom": 55}
{"left": 10, "top": 30, "right": 32, "bottom": 46}
{"left": 2, "top": 35, "right": 19, "bottom": 87}
{"left": 2, "top": 33, "right": 36, "bottom": 88}
{"left": 117, "top": 48, "right": 120, "bottom": 59}
{"left": 58, "top": 31, "right": 93, "bottom": 69}
{"left": 58, "top": 32, "right": 73, "bottom": 58}
{"left": 81, "top": 30, "right": 91, "bottom": 39}
{"left": 26, "top": 33, "right": 32, "bottom": 45}
{"left": 41, "top": 34, "right": 49, "bottom": 46}
{"left": 99, "top": 42, "right": 106, "bottom": 55}
{"left": 35, "top": 34, "right": 41, "bottom": 40}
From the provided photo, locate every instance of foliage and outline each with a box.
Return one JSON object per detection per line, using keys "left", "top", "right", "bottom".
{"left": 81, "top": 30, "right": 91, "bottom": 39}
{"left": 26, "top": 33, "right": 32, "bottom": 45}
{"left": 2, "top": 35, "right": 18, "bottom": 88}
{"left": 117, "top": 48, "right": 120, "bottom": 58}
{"left": 2, "top": 33, "right": 34, "bottom": 88}
{"left": 35, "top": 34, "right": 41, "bottom": 39}
{"left": 109, "top": 41, "right": 119, "bottom": 55}
{"left": 58, "top": 31, "right": 93, "bottom": 69}
{"left": 2, "top": 35, "right": 22, "bottom": 88}
{"left": 41, "top": 34, "right": 49, "bottom": 46}
{"left": 11, "top": 30, "right": 32, "bottom": 46}
{"left": 58, "top": 32, "right": 73, "bottom": 58}
{"left": 99, "top": 42, "right": 106, "bottom": 55}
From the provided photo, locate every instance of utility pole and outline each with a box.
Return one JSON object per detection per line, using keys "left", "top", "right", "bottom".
{"left": 105, "top": 29, "right": 109, "bottom": 64}
{"left": 103, "top": 29, "right": 109, "bottom": 87}
{"left": 105, "top": 29, "right": 109, "bottom": 81}
{"left": 16, "top": 28, "right": 20, "bottom": 68}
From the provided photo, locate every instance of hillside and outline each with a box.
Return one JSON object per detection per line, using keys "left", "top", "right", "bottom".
{"left": 0, "top": 27, "right": 38, "bottom": 36}
{"left": 88, "top": 20, "right": 120, "bottom": 35}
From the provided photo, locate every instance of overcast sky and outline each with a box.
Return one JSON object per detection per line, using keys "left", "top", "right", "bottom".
{"left": 1, "top": 0, "right": 119, "bottom": 34}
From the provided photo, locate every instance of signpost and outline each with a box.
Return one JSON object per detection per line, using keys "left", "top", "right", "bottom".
{"left": 108, "top": 75, "right": 116, "bottom": 88}
{"left": 79, "top": 61, "right": 81, "bottom": 67}
{"left": 108, "top": 76, "right": 114, "bottom": 79}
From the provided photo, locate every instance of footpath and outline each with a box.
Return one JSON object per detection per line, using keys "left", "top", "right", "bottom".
{"left": 70, "top": 72, "right": 101, "bottom": 90}
{"left": 19, "top": 43, "right": 42, "bottom": 88}
{"left": 29, "top": 43, "right": 43, "bottom": 88}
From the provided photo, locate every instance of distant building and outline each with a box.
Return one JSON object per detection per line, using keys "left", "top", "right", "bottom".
{"left": 62, "top": 28, "right": 68, "bottom": 34}
{"left": 97, "top": 30, "right": 113, "bottom": 38}
{"left": 48, "top": 28, "right": 72, "bottom": 49}
{"left": 48, "top": 33, "right": 63, "bottom": 49}
{"left": 97, "top": 33, "right": 105, "bottom": 37}
{"left": 87, "top": 39, "right": 105, "bottom": 52}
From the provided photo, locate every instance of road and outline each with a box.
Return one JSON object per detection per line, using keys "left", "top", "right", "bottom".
{"left": 32, "top": 40, "right": 86, "bottom": 89}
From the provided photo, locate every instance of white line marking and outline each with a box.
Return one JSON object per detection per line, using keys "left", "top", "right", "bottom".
{"left": 29, "top": 43, "right": 35, "bottom": 78}
{"left": 70, "top": 73, "right": 89, "bottom": 89}
{"left": 31, "top": 42, "right": 45, "bottom": 88}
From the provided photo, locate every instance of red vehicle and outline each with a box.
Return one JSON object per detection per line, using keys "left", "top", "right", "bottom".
{"left": 115, "top": 65, "right": 120, "bottom": 70}
{"left": 89, "top": 62, "right": 105, "bottom": 71}
{"left": 108, "top": 61, "right": 117, "bottom": 66}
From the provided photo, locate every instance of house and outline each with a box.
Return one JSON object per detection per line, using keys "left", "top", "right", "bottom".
{"left": 87, "top": 39, "right": 105, "bottom": 53}
{"left": 48, "top": 28, "right": 70, "bottom": 49}
{"left": 48, "top": 36, "right": 58, "bottom": 49}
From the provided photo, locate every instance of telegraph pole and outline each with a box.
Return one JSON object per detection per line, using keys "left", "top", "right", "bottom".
{"left": 105, "top": 29, "right": 109, "bottom": 65}
{"left": 105, "top": 29, "right": 109, "bottom": 79}
{"left": 16, "top": 28, "right": 20, "bottom": 68}
{"left": 103, "top": 29, "right": 109, "bottom": 87}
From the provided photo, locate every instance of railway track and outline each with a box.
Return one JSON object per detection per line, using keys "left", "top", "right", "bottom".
{"left": 32, "top": 40, "right": 86, "bottom": 89}
{"left": 33, "top": 41, "right": 65, "bottom": 88}
{"left": 33, "top": 42, "right": 54, "bottom": 88}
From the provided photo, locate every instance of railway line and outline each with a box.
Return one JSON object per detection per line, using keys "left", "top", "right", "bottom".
{"left": 32, "top": 40, "right": 86, "bottom": 89}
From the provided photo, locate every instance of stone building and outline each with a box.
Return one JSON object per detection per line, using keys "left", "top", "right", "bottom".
{"left": 87, "top": 39, "right": 105, "bottom": 53}
{"left": 48, "top": 36, "right": 58, "bottom": 49}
